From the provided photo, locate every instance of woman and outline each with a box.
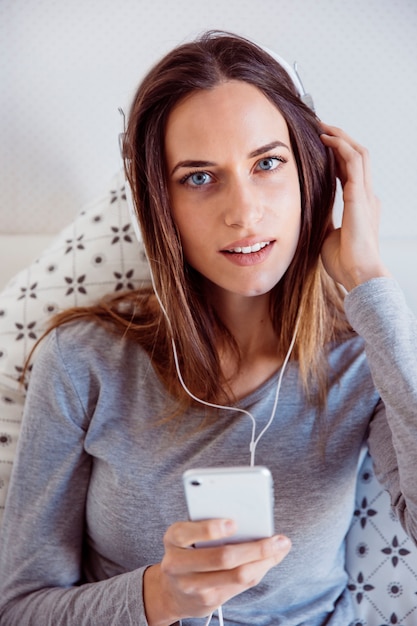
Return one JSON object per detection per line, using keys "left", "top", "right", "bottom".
{"left": 0, "top": 30, "right": 416, "bottom": 626}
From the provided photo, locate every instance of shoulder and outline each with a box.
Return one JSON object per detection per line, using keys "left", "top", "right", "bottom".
{"left": 55, "top": 318, "right": 127, "bottom": 356}
{"left": 34, "top": 318, "right": 151, "bottom": 385}
{"left": 43, "top": 318, "right": 129, "bottom": 357}
{"left": 27, "top": 318, "right": 168, "bottom": 424}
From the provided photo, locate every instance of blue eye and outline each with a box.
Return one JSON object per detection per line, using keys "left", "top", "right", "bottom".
{"left": 185, "top": 171, "right": 212, "bottom": 186}
{"left": 257, "top": 157, "right": 281, "bottom": 171}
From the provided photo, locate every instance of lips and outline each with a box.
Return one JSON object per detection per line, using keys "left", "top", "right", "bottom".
{"left": 220, "top": 239, "right": 275, "bottom": 266}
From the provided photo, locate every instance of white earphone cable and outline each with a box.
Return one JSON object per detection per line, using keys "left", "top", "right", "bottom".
{"left": 119, "top": 41, "right": 307, "bottom": 617}
{"left": 147, "top": 257, "right": 299, "bottom": 466}
{"left": 149, "top": 257, "right": 298, "bottom": 626}
{"left": 204, "top": 606, "right": 224, "bottom": 626}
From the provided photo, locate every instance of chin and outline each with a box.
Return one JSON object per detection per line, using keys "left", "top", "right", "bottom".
{"left": 228, "top": 278, "right": 283, "bottom": 298}
{"left": 202, "top": 268, "right": 287, "bottom": 300}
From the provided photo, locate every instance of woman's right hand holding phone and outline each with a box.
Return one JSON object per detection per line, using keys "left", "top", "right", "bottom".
{"left": 143, "top": 518, "right": 291, "bottom": 625}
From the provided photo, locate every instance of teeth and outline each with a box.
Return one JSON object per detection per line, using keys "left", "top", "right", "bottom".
{"left": 228, "top": 241, "right": 270, "bottom": 254}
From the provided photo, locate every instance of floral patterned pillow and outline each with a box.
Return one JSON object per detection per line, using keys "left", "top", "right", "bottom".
{"left": 0, "top": 172, "right": 416, "bottom": 624}
{"left": 0, "top": 171, "right": 150, "bottom": 522}
{"left": 347, "top": 450, "right": 417, "bottom": 625}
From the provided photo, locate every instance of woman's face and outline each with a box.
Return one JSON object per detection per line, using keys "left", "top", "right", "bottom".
{"left": 165, "top": 80, "right": 302, "bottom": 302}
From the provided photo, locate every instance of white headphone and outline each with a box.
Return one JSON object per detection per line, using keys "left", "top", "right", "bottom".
{"left": 262, "top": 47, "right": 315, "bottom": 110}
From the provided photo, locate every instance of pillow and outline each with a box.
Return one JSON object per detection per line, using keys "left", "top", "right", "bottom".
{"left": 0, "top": 171, "right": 150, "bottom": 523}
{"left": 1, "top": 171, "right": 416, "bottom": 623}
{"left": 346, "top": 451, "right": 417, "bottom": 625}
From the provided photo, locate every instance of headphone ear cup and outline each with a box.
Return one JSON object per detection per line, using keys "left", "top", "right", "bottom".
{"left": 300, "top": 92, "right": 315, "bottom": 110}
{"left": 123, "top": 178, "right": 143, "bottom": 244}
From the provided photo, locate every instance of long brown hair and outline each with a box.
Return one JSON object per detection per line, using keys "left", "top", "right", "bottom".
{"left": 48, "top": 31, "right": 350, "bottom": 410}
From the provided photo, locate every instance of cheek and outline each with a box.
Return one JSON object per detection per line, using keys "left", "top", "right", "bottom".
{"left": 280, "top": 184, "right": 302, "bottom": 232}
{"left": 284, "top": 198, "right": 302, "bottom": 259}
{"left": 171, "top": 211, "right": 205, "bottom": 265}
{"left": 171, "top": 192, "right": 217, "bottom": 243}
{"left": 169, "top": 188, "right": 200, "bottom": 229}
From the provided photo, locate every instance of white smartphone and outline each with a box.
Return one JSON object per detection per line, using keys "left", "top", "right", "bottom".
{"left": 182, "top": 466, "right": 274, "bottom": 547}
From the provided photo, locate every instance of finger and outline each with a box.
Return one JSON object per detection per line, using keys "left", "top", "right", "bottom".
{"left": 320, "top": 132, "right": 365, "bottom": 189}
{"left": 164, "top": 532, "right": 291, "bottom": 576}
{"left": 177, "top": 558, "right": 278, "bottom": 606}
{"left": 320, "top": 123, "right": 374, "bottom": 196}
{"left": 164, "top": 519, "right": 237, "bottom": 550}
{"left": 167, "top": 537, "right": 292, "bottom": 609}
{"left": 320, "top": 122, "right": 369, "bottom": 166}
{"left": 198, "top": 535, "right": 291, "bottom": 573}
{"left": 320, "top": 122, "right": 363, "bottom": 150}
{"left": 321, "top": 133, "right": 379, "bottom": 220}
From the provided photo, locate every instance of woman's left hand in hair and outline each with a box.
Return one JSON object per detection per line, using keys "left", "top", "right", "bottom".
{"left": 319, "top": 123, "right": 390, "bottom": 291}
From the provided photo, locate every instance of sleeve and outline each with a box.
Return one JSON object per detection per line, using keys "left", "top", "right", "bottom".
{"left": 0, "top": 329, "right": 149, "bottom": 625}
{"left": 344, "top": 277, "right": 417, "bottom": 544}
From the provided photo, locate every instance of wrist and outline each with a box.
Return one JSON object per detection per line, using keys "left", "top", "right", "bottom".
{"left": 342, "top": 264, "right": 391, "bottom": 292}
{"left": 144, "top": 564, "right": 180, "bottom": 626}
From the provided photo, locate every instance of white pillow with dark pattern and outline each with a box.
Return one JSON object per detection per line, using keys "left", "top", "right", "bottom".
{"left": 0, "top": 171, "right": 150, "bottom": 521}
{"left": 0, "top": 172, "right": 416, "bottom": 624}
{"left": 346, "top": 451, "right": 417, "bottom": 625}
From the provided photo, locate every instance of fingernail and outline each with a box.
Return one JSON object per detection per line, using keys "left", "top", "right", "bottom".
{"left": 222, "top": 519, "right": 236, "bottom": 534}
{"left": 274, "top": 535, "right": 291, "bottom": 549}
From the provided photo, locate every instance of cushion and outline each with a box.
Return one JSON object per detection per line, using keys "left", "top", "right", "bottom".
{"left": 0, "top": 171, "right": 150, "bottom": 522}
{"left": 0, "top": 171, "right": 416, "bottom": 623}
{"left": 346, "top": 451, "right": 417, "bottom": 625}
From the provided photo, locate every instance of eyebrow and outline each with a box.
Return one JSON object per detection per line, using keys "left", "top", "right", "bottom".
{"left": 170, "top": 159, "right": 216, "bottom": 176}
{"left": 170, "top": 140, "right": 290, "bottom": 176}
{"left": 249, "top": 140, "right": 290, "bottom": 158}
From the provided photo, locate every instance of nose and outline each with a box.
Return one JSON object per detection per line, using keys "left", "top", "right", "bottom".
{"left": 223, "top": 178, "right": 263, "bottom": 229}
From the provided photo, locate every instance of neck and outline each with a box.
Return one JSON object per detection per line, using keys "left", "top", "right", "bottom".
{"left": 208, "top": 288, "right": 282, "bottom": 399}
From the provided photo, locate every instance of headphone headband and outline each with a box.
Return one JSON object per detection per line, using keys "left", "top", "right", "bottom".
{"left": 261, "top": 46, "right": 315, "bottom": 111}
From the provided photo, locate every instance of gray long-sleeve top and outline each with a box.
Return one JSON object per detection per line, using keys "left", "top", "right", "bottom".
{"left": 1, "top": 278, "right": 417, "bottom": 625}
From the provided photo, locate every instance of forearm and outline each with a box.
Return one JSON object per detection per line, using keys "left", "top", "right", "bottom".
{"left": 0, "top": 569, "right": 147, "bottom": 626}
{"left": 345, "top": 277, "right": 417, "bottom": 539}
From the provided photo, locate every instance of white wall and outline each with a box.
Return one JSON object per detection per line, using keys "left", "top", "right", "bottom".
{"left": 1, "top": 1, "right": 416, "bottom": 256}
